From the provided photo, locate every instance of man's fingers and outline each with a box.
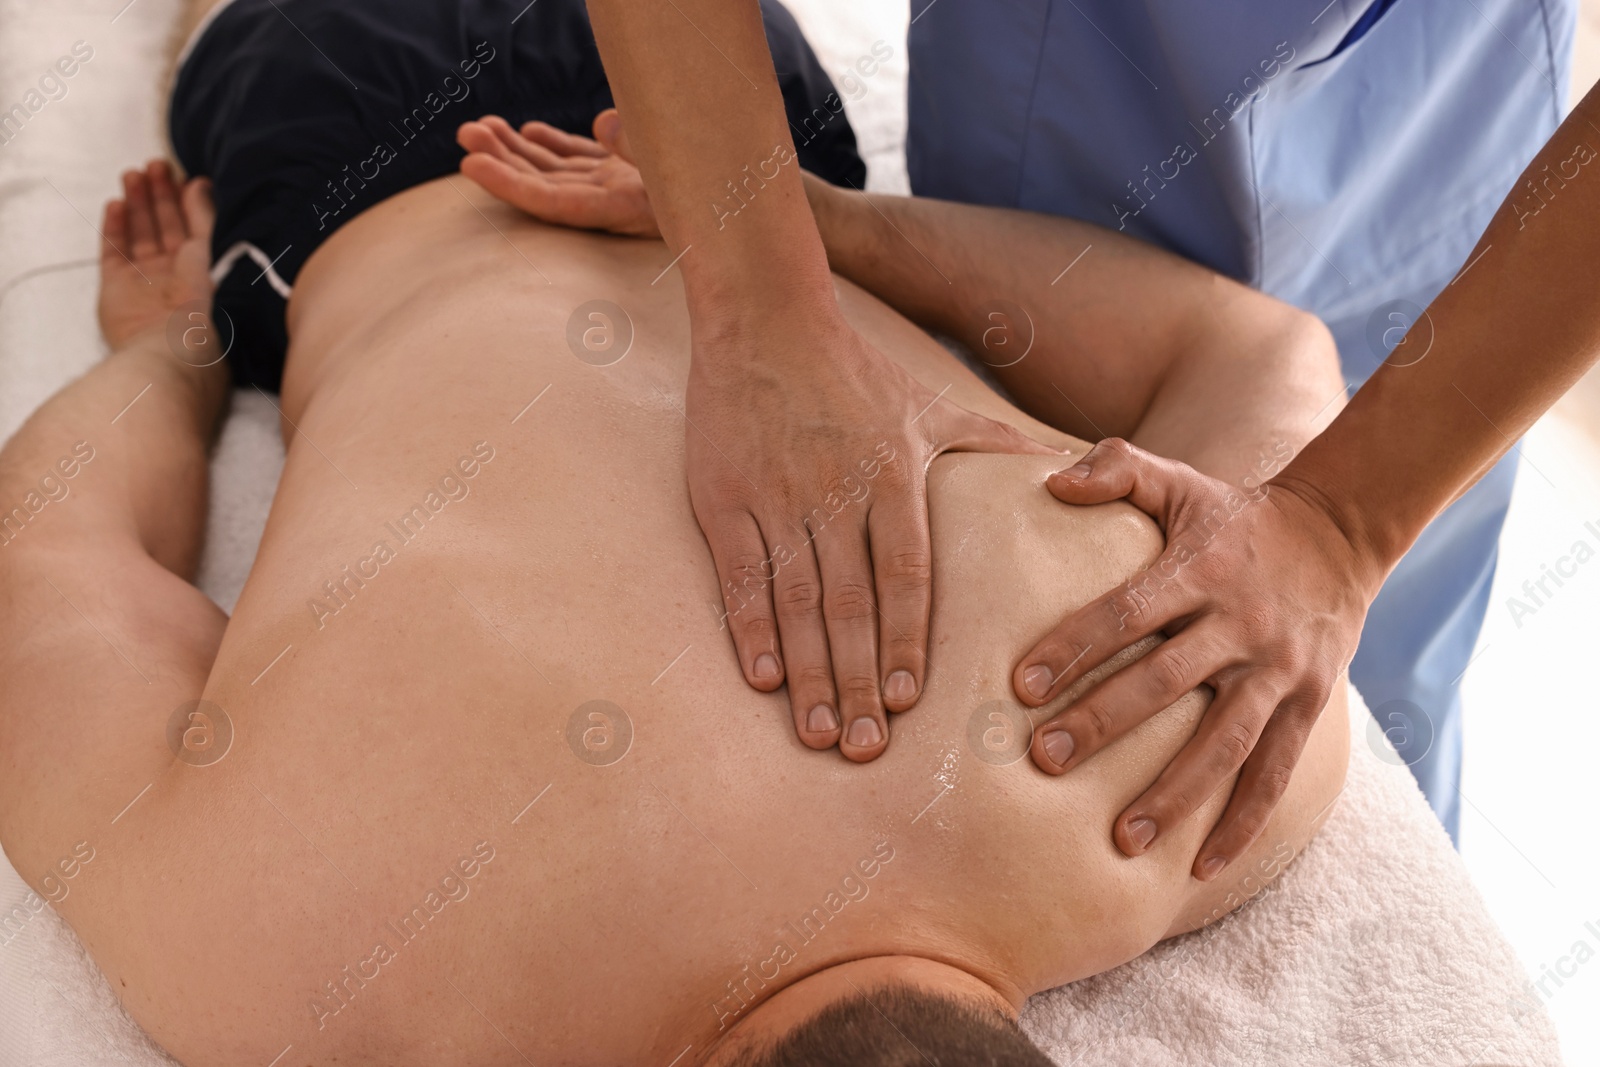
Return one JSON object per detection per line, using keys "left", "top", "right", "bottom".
{"left": 460, "top": 153, "right": 578, "bottom": 215}
{"left": 1110, "top": 676, "right": 1281, "bottom": 859}
{"left": 463, "top": 119, "right": 580, "bottom": 177}
{"left": 766, "top": 535, "right": 840, "bottom": 750}
{"left": 121, "top": 169, "right": 159, "bottom": 260}
{"left": 811, "top": 520, "right": 888, "bottom": 761}
{"left": 459, "top": 152, "right": 539, "bottom": 203}
{"left": 483, "top": 115, "right": 599, "bottom": 172}
{"left": 1190, "top": 687, "right": 1324, "bottom": 880}
{"left": 866, "top": 492, "right": 932, "bottom": 713}
{"left": 705, "top": 509, "right": 786, "bottom": 695}
{"left": 460, "top": 119, "right": 538, "bottom": 174}
{"left": 522, "top": 119, "right": 611, "bottom": 158}
{"left": 101, "top": 198, "right": 127, "bottom": 262}
{"left": 1029, "top": 630, "right": 1218, "bottom": 775}
{"left": 461, "top": 145, "right": 628, "bottom": 231}
{"left": 458, "top": 122, "right": 514, "bottom": 169}
{"left": 181, "top": 178, "right": 215, "bottom": 239}
{"left": 146, "top": 161, "right": 188, "bottom": 252}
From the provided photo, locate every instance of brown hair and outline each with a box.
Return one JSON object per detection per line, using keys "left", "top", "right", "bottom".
{"left": 725, "top": 984, "right": 1053, "bottom": 1067}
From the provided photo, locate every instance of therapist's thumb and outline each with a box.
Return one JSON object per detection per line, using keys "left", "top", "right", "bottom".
{"left": 1046, "top": 438, "right": 1186, "bottom": 515}
{"left": 593, "top": 109, "right": 635, "bottom": 164}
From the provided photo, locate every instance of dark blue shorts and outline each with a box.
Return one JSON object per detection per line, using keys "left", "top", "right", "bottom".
{"left": 170, "top": 0, "right": 866, "bottom": 391}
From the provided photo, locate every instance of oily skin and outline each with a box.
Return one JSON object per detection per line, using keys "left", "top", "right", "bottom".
{"left": 459, "top": 110, "right": 1352, "bottom": 889}
{"left": 473, "top": 25, "right": 1600, "bottom": 881}
{"left": 0, "top": 170, "right": 1346, "bottom": 1067}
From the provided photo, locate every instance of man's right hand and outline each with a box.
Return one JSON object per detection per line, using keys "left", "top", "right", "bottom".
{"left": 459, "top": 113, "right": 1058, "bottom": 758}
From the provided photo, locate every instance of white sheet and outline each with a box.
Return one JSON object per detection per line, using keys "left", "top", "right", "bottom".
{"left": 0, "top": 0, "right": 1564, "bottom": 1063}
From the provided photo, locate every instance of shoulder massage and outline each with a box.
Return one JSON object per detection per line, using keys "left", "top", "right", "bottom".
{"left": 0, "top": 0, "right": 1593, "bottom": 1064}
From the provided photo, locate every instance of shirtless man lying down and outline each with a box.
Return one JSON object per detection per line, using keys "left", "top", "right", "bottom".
{"left": 0, "top": 0, "right": 1349, "bottom": 1064}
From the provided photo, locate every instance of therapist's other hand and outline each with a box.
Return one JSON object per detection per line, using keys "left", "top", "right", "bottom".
{"left": 1016, "top": 439, "right": 1380, "bottom": 879}
{"left": 692, "top": 316, "right": 1059, "bottom": 761}
{"left": 456, "top": 111, "right": 659, "bottom": 238}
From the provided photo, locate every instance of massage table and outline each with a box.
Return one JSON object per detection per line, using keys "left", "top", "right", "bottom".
{"left": 0, "top": 0, "right": 1565, "bottom": 1062}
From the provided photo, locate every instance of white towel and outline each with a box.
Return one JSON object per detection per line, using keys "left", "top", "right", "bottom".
{"left": 0, "top": 0, "right": 1563, "bottom": 1063}
{"left": 1021, "top": 689, "right": 1563, "bottom": 1066}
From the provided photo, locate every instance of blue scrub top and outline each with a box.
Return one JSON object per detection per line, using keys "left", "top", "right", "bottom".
{"left": 907, "top": 0, "right": 1576, "bottom": 381}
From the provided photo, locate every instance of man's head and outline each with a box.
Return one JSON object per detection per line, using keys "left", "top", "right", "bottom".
{"left": 709, "top": 957, "right": 1052, "bottom": 1067}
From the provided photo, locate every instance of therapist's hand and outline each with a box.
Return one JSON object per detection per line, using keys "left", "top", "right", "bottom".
{"left": 1016, "top": 439, "right": 1382, "bottom": 879}
{"left": 465, "top": 110, "right": 1060, "bottom": 759}
{"left": 692, "top": 316, "right": 1058, "bottom": 760}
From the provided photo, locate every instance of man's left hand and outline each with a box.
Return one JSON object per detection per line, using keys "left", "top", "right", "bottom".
{"left": 456, "top": 110, "right": 658, "bottom": 237}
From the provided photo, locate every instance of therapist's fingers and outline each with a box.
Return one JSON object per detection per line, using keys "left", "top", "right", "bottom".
{"left": 767, "top": 536, "right": 842, "bottom": 750}
{"left": 1103, "top": 673, "right": 1279, "bottom": 858}
{"left": 1188, "top": 684, "right": 1326, "bottom": 879}
{"left": 704, "top": 508, "right": 787, "bottom": 698}
{"left": 1041, "top": 436, "right": 1195, "bottom": 513}
{"left": 1029, "top": 630, "right": 1224, "bottom": 776}
{"left": 1013, "top": 570, "right": 1195, "bottom": 711}
{"left": 810, "top": 517, "right": 889, "bottom": 761}
{"left": 866, "top": 488, "right": 931, "bottom": 714}
{"left": 1015, "top": 440, "right": 1201, "bottom": 707}
{"left": 852, "top": 402, "right": 1057, "bottom": 722}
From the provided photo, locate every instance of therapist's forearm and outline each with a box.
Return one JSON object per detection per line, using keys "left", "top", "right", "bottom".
{"left": 583, "top": 0, "right": 835, "bottom": 338}
{"left": 1278, "top": 82, "right": 1600, "bottom": 583}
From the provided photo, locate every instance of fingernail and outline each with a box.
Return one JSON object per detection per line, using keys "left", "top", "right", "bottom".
{"left": 1057, "top": 462, "right": 1093, "bottom": 481}
{"left": 1126, "top": 817, "right": 1157, "bottom": 851}
{"left": 752, "top": 653, "right": 780, "bottom": 681}
{"left": 1023, "top": 664, "right": 1054, "bottom": 700}
{"left": 884, "top": 670, "right": 916, "bottom": 703}
{"left": 807, "top": 704, "right": 839, "bottom": 733}
{"left": 1042, "top": 729, "right": 1074, "bottom": 767}
{"left": 1200, "top": 856, "right": 1226, "bottom": 881}
{"left": 846, "top": 718, "right": 883, "bottom": 748}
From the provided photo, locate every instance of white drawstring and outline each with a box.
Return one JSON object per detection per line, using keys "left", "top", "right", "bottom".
{"left": 211, "top": 240, "right": 293, "bottom": 299}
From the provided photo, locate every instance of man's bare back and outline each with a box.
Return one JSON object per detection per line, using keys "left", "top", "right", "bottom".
{"left": 0, "top": 167, "right": 1347, "bottom": 1067}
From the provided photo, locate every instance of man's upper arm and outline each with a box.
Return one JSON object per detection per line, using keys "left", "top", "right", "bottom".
{"left": 979, "top": 219, "right": 1342, "bottom": 484}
